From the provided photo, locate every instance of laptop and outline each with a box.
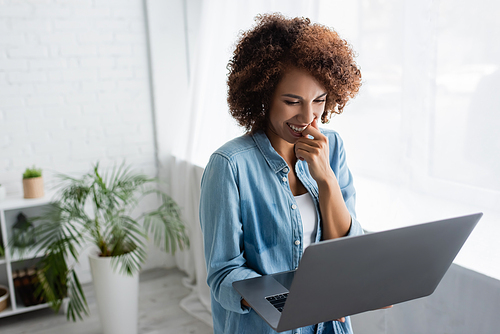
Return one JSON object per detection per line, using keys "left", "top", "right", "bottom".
{"left": 233, "top": 213, "right": 482, "bottom": 332}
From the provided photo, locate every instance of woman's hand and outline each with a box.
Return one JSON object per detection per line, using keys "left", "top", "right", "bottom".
{"left": 294, "top": 118, "right": 336, "bottom": 186}
{"left": 295, "top": 119, "right": 351, "bottom": 239}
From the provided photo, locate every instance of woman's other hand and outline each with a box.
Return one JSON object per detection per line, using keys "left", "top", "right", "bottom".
{"left": 294, "top": 119, "right": 336, "bottom": 186}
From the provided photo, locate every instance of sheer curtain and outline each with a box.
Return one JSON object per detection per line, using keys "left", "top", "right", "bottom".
{"left": 317, "top": 0, "right": 500, "bottom": 281}
{"left": 147, "top": 0, "right": 500, "bottom": 326}
{"left": 181, "top": 0, "right": 320, "bottom": 167}
{"left": 147, "top": 0, "right": 321, "bottom": 325}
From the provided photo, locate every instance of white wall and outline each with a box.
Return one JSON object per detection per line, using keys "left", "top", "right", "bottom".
{"left": 0, "top": 0, "right": 175, "bottom": 279}
{"left": 0, "top": 0, "right": 157, "bottom": 194}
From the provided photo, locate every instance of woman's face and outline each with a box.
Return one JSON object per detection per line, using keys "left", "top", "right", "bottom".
{"left": 266, "top": 67, "right": 327, "bottom": 147}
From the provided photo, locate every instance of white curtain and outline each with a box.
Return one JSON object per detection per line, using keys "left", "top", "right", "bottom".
{"left": 147, "top": 0, "right": 500, "bottom": 327}
{"left": 316, "top": 0, "right": 500, "bottom": 281}
{"left": 179, "top": 0, "right": 320, "bottom": 167}
{"left": 149, "top": 0, "right": 322, "bottom": 325}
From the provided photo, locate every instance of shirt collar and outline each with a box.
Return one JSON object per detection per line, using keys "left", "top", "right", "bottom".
{"left": 251, "top": 130, "right": 289, "bottom": 173}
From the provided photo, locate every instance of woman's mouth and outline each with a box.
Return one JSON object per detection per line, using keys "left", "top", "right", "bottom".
{"left": 287, "top": 123, "right": 308, "bottom": 134}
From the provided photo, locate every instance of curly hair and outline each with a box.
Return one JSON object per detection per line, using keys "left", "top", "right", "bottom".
{"left": 227, "top": 13, "right": 362, "bottom": 132}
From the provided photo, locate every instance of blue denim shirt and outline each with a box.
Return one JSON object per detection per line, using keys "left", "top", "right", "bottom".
{"left": 199, "top": 129, "right": 364, "bottom": 334}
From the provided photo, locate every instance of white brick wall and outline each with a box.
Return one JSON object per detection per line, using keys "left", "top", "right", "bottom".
{"left": 0, "top": 0, "right": 157, "bottom": 196}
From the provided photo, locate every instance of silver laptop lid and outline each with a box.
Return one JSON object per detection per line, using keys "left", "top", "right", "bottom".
{"left": 277, "top": 213, "right": 482, "bottom": 332}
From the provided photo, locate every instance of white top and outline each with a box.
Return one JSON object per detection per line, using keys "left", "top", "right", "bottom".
{"left": 294, "top": 192, "right": 318, "bottom": 250}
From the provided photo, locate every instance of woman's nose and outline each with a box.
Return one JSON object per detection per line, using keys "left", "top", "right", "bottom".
{"left": 298, "top": 103, "right": 316, "bottom": 124}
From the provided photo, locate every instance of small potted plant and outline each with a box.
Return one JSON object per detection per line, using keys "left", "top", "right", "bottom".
{"left": 22, "top": 166, "right": 44, "bottom": 199}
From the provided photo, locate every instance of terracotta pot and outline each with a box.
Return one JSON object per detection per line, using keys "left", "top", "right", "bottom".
{"left": 23, "top": 177, "right": 44, "bottom": 199}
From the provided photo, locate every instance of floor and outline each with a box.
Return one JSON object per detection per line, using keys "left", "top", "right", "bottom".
{"left": 0, "top": 268, "right": 214, "bottom": 334}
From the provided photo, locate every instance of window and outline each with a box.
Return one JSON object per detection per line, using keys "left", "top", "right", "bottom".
{"left": 319, "top": 0, "right": 500, "bottom": 279}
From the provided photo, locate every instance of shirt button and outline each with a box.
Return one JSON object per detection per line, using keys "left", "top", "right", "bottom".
{"left": 295, "top": 240, "right": 301, "bottom": 246}
{"left": 283, "top": 167, "right": 289, "bottom": 173}
{"left": 291, "top": 204, "right": 297, "bottom": 209}
{"left": 282, "top": 177, "right": 287, "bottom": 182}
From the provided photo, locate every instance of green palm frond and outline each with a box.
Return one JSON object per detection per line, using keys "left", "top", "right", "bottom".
{"left": 143, "top": 191, "right": 189, "bottom": 254}
{"left": 110, "top": 247, "right": 147, "bottom": 276}
{"left": 32, "top": 203, "right": 88, "bottom": 260}
{"left": 11, "top": 161, "right": 189, "bottom": 321}
{"left": 65, "top": 269, "right": 89, "bottom": 321}
{"left": 35, "top": 248, "right": 89, "bottom": 320}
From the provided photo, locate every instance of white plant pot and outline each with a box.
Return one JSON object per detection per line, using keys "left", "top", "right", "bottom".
{"left": 89, "top": 253, "right": 139, "bottom": 334}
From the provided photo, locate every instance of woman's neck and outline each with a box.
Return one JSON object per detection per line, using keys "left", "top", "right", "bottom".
{"left": 265, "top": 128, "right": 297, "bottom": 168}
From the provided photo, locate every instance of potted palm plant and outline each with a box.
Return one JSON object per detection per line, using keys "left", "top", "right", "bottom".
{"left": 24, "top": 162, "right": 189, "bottom": 334}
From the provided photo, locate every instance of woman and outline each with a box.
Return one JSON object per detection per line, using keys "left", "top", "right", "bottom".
{"left": 200, "top": 13, "right": 363, "bottom": 334}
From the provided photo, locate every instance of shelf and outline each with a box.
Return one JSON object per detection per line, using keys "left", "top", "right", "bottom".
{"left": 14, "top": 302, "right": 51, "bottom": 313}
{"left": 0, "top": 303, "right": 50, "bottom": 318}
{"left": 0, "top": 305, "right": 14, "bottom": 317}
{"left": 0, "top": 200, "right": 57, "bottom": 319}
{"left": 0, "top": 192, "right": 56, "bottom": 211}
{"left": 9, "top": 249, "right": 43, "bottom": 263}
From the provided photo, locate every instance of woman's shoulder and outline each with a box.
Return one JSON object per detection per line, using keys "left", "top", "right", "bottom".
{"left": 211, "top": 134, "right": 258, "bottom": 161}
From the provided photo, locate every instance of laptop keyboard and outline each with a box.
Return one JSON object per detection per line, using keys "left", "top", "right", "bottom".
{"left": 266, "top": 293, "right": 289, "bottom": 312}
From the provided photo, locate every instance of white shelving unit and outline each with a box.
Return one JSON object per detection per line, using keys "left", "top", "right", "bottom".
{"left": 0, "top": 194, "right": 54, "bottom": 318}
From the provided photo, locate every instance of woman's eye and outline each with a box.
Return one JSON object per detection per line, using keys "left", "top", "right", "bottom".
{"left": 314, "top": 99, "right": 326, "bottom": 103}
{"left": 284, "top": 101, "right": 299, "bottom": 105}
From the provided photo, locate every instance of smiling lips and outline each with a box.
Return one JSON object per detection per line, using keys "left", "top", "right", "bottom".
{"left": 288, "top": 123, "right": 309, "bottom": 133}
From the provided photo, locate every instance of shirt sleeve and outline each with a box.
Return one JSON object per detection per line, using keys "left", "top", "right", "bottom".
{"left": 199, "top": 153, "right": 261, "bottom": 314}
{"left": 330, "top": 131, "right": 364, "bottom": 237}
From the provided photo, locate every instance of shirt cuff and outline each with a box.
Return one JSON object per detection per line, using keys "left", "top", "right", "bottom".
{"left": 217, "top": 268, "right": 261, "bottom": 314}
